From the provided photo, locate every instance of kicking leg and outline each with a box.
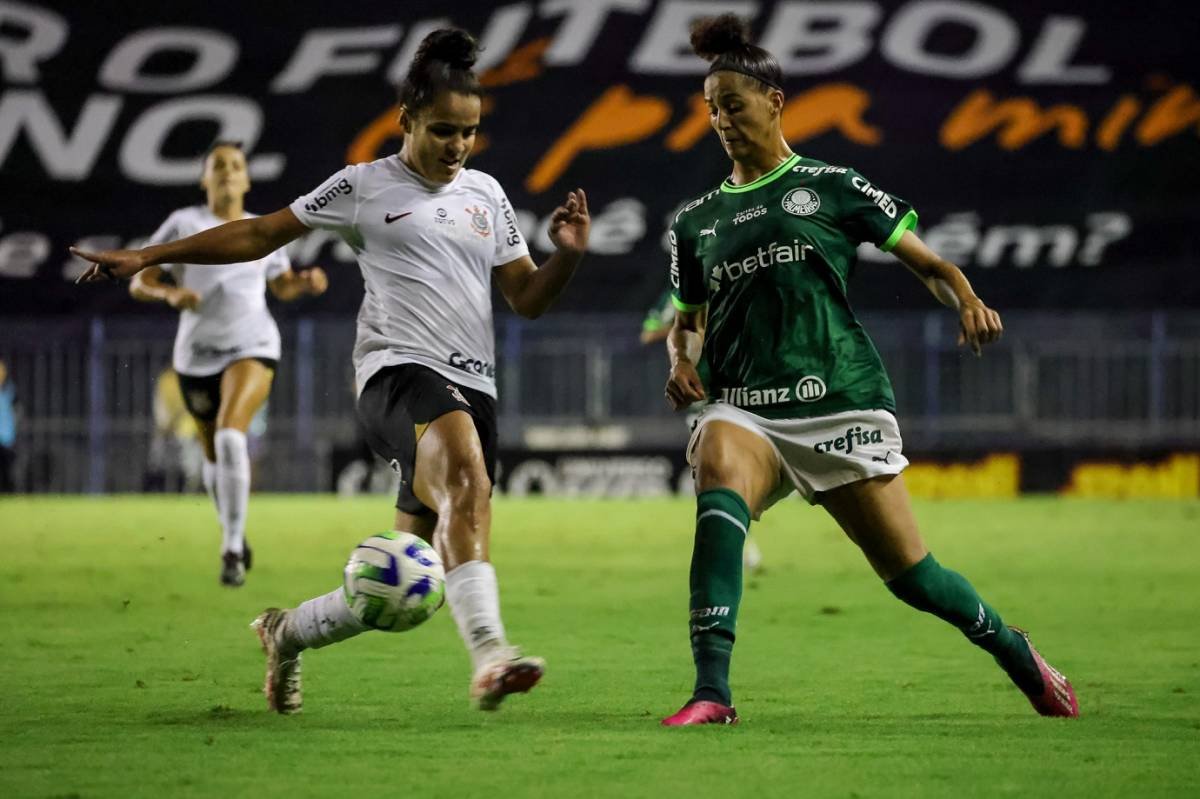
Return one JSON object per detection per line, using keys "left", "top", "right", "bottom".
{"left": 819, "top": 474, "right": 1078, "bottom": 716}
{"left": 663, "top": 420, "right": 779, "bottom": 727}
{"left": 411, "top": 410, "right": 542, "bottom": 710}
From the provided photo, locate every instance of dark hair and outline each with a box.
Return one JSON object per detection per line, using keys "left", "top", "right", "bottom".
{"left": 397, "top": 28, "right": 482, "bottom": 115}
{"left": 204, "top": 140, "right": 244, "bottom": 158}
{"left": 690, "top": 14, "right": 782, "bottom": 92}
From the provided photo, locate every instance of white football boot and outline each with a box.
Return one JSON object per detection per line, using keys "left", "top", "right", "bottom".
{"left": 250, "top": 608, "right": 303, "bottom": 714}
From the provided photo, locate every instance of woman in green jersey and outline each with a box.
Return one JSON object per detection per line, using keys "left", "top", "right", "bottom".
{"left": 660, "top": 15, "right": 1077, "bottom": 726}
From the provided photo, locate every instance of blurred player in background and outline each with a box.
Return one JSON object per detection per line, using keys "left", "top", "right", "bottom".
{"left": 660, "top": 15, "right": 1077, "bottom": 726}
{"left": 126, "top": 141, "right": 328, "bottom": 587}
{"left": 0, "top": 357, "right": 19, "bottom": 492}
{"left": 74, "top": 29, "right": 590, "bottom": 715}
{"left": 144, "top": 366, "right": 203, "bottom": 492}
{"left": 641, "top": 286, "right": 763, "bottom": 573}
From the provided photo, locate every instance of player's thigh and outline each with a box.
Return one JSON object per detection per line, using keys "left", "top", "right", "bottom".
{"left": 216, "top": 359, "right": 275, "bottom": 430}
{"left": 410, "top": 410, "right": 492, "bottom": 512}
{"left": 692, "top": 419, "right": 781, "bottom": 516}
{"left": 818, "top": 473, "right": 928, "bottom": 581}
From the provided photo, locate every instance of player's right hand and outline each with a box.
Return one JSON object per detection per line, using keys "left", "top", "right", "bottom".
{"left": 665, "top": 362, "right": 706, "bottom": 410}
{"left": 956, "top": 296, "right": 1003, "bottom": 357}
{"left": 167, "top": 287, "right": 201, "bottom": 311}
{"left": 70, "top": 246, "right": 148, "bottom": 283}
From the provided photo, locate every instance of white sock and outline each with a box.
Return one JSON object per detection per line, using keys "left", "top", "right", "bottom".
{"left": 286, "top": 588, "right": 367, "bottom": 651}
{"left": 445, "top": 560, "right": 508, "bottom": 670}
{"left": 201, "top": 459, "right": 219, "bottom": 513}
{"left": 214, "top": 428, "right": 250, "bottom": 556}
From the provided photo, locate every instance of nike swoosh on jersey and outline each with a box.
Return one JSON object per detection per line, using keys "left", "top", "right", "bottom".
{"left": 384, "top": 211, "right": 413, "bottom": 223}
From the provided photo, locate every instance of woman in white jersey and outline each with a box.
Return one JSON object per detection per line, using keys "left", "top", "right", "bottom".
{"left": 74, "top": 29, "right": 590, "bottom": 715}
{"left": 130, "top": 141, "right": 328, "bottom": 588}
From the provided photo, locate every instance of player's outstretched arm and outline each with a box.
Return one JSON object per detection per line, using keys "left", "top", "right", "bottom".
{"left": 494, "top": 189, "right": 590, "bottom": 319}
{"left": 268, "top": 267, "right": 329, "bottom": 302}
{"left": 129, "top": 266, "right": 200, "bottom": 311}
{"left": 665, "top": 308, "right": 707, "bottom": 410}
{"left": 73, "top": 208, "right": 310, "bottom": 284}
{"left": 890, "top": 229, "right": 1003, "bottom": 356}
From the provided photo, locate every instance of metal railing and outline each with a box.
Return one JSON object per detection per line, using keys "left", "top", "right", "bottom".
{"left": 1, "top": 311, "right": 1198, "bottom": 492}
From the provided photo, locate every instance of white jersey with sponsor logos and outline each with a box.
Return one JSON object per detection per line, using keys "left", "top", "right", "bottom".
{"left": 289, "top": 156, "right": 529, "bottom": 398}
{"left": 148, "top": 205, "right": 291, "bottom": 376}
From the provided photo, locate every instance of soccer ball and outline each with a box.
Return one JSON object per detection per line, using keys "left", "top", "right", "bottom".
{"left": 343, "top": 531, "right": 446, "bottom": 632}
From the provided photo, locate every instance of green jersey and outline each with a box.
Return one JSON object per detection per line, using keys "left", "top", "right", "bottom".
{"left": 670, "top": 153, "right": 918, "bottom": 419}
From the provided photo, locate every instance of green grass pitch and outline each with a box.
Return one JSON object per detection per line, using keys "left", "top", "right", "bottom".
{"left": 1, "top": 495, "right": 1197, "bottom": 798}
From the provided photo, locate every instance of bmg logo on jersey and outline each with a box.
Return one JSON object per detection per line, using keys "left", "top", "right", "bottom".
{"left": 304, "top": 177, "right": 352, "bottom": 213}
{"left": 500, "top": 198, "right": 521, "bottom": 247}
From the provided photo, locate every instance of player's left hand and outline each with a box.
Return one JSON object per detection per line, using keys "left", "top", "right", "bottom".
{"left": 300, "top": 267, "right": 328, "bottom": 296}
{"left": 957, "top": 297, "right": 1003, "bottom": 356}
{"left": 548, "top": 188, "right": 590, "bottom": 255}
{"left": 70, "top": 246, "right": 148, "bottom": 283}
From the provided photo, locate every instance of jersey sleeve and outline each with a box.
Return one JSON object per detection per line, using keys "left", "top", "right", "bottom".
{"left": 491, "top": 183, "right": 529, "bottom": 267}
{"left": 289, "top": 166, "right": 359, "bottom": 232}
{"left": 146, "top": 210, "right": 185, "bottom": 278}
{"left": 669, "top": 219, "right": 706, "bottom": 312}
{"left": 839, "top": 170, "right": 919, "bottom": 252}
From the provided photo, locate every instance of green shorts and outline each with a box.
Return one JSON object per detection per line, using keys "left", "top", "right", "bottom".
{"left": 686, "top": 403, "right": 909, "bottom": 513}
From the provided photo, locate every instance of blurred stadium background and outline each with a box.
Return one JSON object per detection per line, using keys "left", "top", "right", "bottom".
{"left": 2, "top": 1, "right": 1198, "bottom": 500}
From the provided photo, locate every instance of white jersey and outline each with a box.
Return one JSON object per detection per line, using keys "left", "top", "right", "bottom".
{"left": 149, "top": 205, "right": 291, "bottom": 376}
{"left": 289, "top": 156, "right": 529, "bottom": 399}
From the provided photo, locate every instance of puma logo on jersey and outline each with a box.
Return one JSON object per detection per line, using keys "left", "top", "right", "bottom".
{"left": 699, "top": 220, "right": 719, "bottom": 238}
{"left": 384, "top": 211, "right": 413, "bottom": 224}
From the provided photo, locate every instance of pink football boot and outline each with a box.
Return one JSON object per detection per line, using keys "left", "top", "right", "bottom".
{"left": 661, "top": 700, "right": 739, "bottom": 726}
{"left": 1010, "top": 626, "right": 1079, "bottom": 718}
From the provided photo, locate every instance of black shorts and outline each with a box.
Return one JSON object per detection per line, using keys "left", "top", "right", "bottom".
{"left": 177, "top": 358, "right": 278, "bottom": 421}
{"left": 356, "top": 364, "right": 497, "bottom": 516}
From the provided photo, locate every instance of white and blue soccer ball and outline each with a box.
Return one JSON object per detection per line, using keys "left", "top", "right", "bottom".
{"left": 343, "top": 531, "right": 446, "bottom": 632}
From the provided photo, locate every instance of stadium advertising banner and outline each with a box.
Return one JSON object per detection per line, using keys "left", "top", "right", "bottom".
{"left": 331, "top": 446, "right": 1200, "bottom": 499}
{"left": 3, "top": 0, "right": 1199, "bottom": 316}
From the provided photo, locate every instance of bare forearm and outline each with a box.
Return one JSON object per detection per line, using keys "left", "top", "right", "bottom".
{"left": 920, "top": 259, "right": 978, "bottom": 311}
{"left": 516, "top": 249, "right": 583, "bottom": 319}
{"left": 143, "top": 219, "right": 281, "bottom": 268}
{"left": 130, "top": 275, "right": 173, "bottom": 303}
{"left": 667, "top": 325, "right": 703, "bottom": 369}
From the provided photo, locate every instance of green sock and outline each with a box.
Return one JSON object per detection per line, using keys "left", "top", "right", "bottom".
{"left": 689, "top": 488, "right": 749, "bottom": 706}
{"left": 887, "top": 553, "right": 1042, "bottom": 695}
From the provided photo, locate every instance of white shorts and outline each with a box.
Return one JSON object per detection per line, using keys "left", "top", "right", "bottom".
{"left": 686, "top": 403, "right": 909, "bottom": 513}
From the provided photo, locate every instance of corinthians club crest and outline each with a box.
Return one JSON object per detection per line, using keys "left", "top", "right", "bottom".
{"left": 465, "top": 206, "right": 491, "bottom": 237}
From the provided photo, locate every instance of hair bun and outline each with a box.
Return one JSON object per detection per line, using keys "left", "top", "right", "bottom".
{"left": 415, "top": 28, "right": 479, "bottom": 70}
{"left": 690, "top": 14, "right": 751, "bottom": 61}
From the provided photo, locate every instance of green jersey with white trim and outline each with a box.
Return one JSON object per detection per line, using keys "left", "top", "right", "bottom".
{"left": 670, "top": 154, "right": 918, "bottom": 419}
